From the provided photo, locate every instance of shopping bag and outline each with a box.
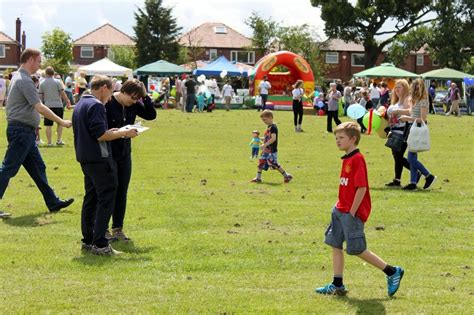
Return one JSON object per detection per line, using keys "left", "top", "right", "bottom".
{"left": 407, "top": 120, "right": 430, "bottom": 152}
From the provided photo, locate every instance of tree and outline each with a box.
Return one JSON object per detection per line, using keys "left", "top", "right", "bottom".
{"left": 428, "top": 0, "right": 473, "bottom": 70}
{"left": 177, "top": 31, "right": 205, "bottom": 69}
{"left": 109, "top": 46, "right": 137, "bottom": 69}
{"left": 388, "top": 0, "right": 473, "bottom": 70}
{"left": 134, "top": 0, "right": 182, "bottom": 66}
{"left": 41, "top": 28, "right": 73, "bottom": 75}
{"left": 387, "top": 26, "right": 432, "bottom": 66}
{"left": 310, "top": 0, "right": 436, "bottom": 68}
{"left": 244, "top": 12, "right": 279, "bottom": 56}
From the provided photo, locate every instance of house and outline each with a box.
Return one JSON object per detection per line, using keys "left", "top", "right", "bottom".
{"left": 0, "top": 18, "right": 26, "bottom": 73}
{"left": 178, "top": 22, "right": 259, "bottom": 65}
{"left": 321, "top": 39, "right": 439, "bottom": 82}
{"left": 72, "top": 23, "right": 135, "bottom": 66}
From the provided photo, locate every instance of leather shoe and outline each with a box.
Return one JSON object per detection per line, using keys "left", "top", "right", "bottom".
{"left": 49, "top": 198, "right": 74, "bottom": 213}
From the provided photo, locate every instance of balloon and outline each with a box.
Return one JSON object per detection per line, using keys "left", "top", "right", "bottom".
{"left": 317, "top": 101, "right": 324, "bottom": 108}
{"left": 220, "top": 70, "right": 227, "bottom": 78}
{"left": 150, "top": 84, "right": 155, "bottom": 91}
{"left": 446, "top": 80, "right": 451, "bottom": 86}
{"left": 318, "top": 109, "right": 325, "bottom": 116}
{"left": 314, "top": 90, "right": 320, "bottom": 97}
{"left": 347, "top": 104, "right": 366, "bottom": 119}
{"left": 362, "top": 111, "right": 381, "bottom": 132}
{"left": 205, "top": 91, "right": 211, "bottom": 99}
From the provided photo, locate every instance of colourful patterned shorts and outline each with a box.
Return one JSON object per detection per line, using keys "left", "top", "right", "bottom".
{"left": 258, "top": 152, "right": 280, "bottom": 171}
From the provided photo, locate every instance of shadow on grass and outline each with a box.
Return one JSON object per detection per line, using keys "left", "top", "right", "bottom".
{"left": 71, "top": 243, "right": 157, "bottom": 265}
{"left": 2, "top": 212, "right": 58, "bottom": 228}
{"left": 260, "top": 182, "right": 283, "bottom": 186}
{"left": 371, "top": 186, "right": 440, "bottom": 193}
{"left": 337, "top": 296, "right": 390, "bottom": 314}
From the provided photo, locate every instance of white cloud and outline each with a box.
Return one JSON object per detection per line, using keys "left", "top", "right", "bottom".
{"left": 27, "top": 0, "right": 58, "bottom": 30}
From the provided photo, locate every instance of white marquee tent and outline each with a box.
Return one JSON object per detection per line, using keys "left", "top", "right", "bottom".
{"left": 78, "top": 58, "right": 132, "bottom": 78}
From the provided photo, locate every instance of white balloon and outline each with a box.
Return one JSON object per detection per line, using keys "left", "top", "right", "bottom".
{"left": 220, "top": 70, "right": 227, "bottom": 78}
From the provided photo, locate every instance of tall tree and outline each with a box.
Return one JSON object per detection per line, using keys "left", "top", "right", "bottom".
{"left": 41, "top": 28, "right": 73, "bottom": 75}
{"left": 134, "top": 0, "right": 182, "bottom": 66}
{"left": 310, "top": 0, "right": 436, "bottom": 68}
{"left": 387, "top": 26, "right": 432, "bottom": 66}
{"left": 244, "top": 12, "right": 279, "bottom": 56}
{"left": 428, "top": 0, "right": 473, "bottom": 70}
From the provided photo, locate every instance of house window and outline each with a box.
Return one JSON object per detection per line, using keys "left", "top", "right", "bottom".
{"left": 416, "top": 54, "right": 424, "bottom": 66}
{"left": 231, "top": 51, "right": 255, "bottom": 64}
{"left": 80, "top": 46, "right": 94, "bottom": 58}
{"left": 209, "top": 49, "right": 217, "bottom": 60}
{"left": 214, "top": 26, "right": 227, "bottom": 34}
{"left": 325, "top": 52, "right": 338, "bottom": 64}
{"left": 432, "top": 59, "right": 439, "bottom": 66}
{"left": 0, "top": 44, "right": 5, "bottom": 58}
{"left": 351, "top": 53, "right": 365, "bottom": 67}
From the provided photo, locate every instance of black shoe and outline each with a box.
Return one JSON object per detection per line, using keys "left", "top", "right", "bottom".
{"left": 423, "top": 175, "right": 437, "bottom": 190}
{"left": 402, "top": 183, "right": 417, "bottom": 191}
{"left": 49, "top": 198, "right": 74, "bottom": 213}
{"left": 385, "top": 180, "right": 401, "bottom": 187}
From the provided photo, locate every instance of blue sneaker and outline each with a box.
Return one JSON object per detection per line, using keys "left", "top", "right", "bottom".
{"left": 387, "top": 266, "right": 404, "bottom": 297}
{"left": 315, "top": 283, "right": 348, "bottom": 296}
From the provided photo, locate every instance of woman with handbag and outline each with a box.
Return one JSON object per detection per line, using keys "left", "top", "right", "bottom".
{"left": 399, "top": 79, "right": 437, "bottom": 190}
{"left": 385, "top": 79, "right": 412, "bottom": 187}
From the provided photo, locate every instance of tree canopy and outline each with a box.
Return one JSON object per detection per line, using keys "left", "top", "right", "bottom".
{"left": 134, "top": 0, "right": 182, "bottom": 67}
{"left": 109, "top": 46, "right": 137, "bottom": 70}
{"left": 310, "top": 0, "right": 437, "bottom": 68}
{"left": 41, "top": 28, "right": 73, "bottom": 75}
{"left": 388, "top": 0, "right": 473, "bottom": 71}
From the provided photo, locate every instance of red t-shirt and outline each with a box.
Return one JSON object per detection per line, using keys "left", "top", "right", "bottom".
{"left": 335, "top": 149, "right": 371, "bottom": 222}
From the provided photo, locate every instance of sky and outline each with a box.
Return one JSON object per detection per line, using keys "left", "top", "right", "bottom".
{"left": 0, "top": 0, "right": 327, "bottom": 48}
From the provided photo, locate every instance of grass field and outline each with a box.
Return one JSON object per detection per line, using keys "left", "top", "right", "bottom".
{"left": 0, "top": 108, "right": 473, "bottom": 313}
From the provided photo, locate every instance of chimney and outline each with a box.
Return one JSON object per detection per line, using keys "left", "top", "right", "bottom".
{"left": 15, "top": 18, "right": 21, "bottom": 44}
{"left": 16, "top": 18, "right": 21, "bottom": 65}
{"left": 22, "top": 31, "right": 26, "bottom": 52}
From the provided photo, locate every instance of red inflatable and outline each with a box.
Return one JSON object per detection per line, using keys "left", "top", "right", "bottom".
{"left": 250, "top": 51, "right": 315, "bottom": 97}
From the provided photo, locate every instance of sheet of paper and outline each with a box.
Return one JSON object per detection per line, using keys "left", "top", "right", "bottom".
{"left": 118, "top": 124, "right": 150, "bottom": 134}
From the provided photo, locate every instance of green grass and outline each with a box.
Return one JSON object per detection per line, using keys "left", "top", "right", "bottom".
{"left": 0, "top": 109, "right": 473, "bottom": 313}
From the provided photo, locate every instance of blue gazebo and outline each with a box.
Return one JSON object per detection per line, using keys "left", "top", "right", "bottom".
{"left": 193, "top": 56, "right": 247, "bottom": 77}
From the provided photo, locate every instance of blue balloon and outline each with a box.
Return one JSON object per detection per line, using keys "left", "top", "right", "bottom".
{"left": 317, "top": 100, "right": 324, "bottom": 108}
{"left": 347, "top": 104, "right": 367, "bottom": 119}
{"left": 205, "top": 91, "right": 211, "bottom": 99}
{"left": 314, "top": 91, "right": 320, "bottom": 97}
{"left": 446, "top": 80, "right": 451, "bottom": 86}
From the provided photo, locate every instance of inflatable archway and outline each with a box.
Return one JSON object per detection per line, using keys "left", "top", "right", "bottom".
{"left": 250, "top": 51, "right": 315, "bottom": 105}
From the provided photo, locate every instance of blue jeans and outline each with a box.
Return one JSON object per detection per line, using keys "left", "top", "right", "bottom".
{"left": 0, "top": 122, "right": 61, "bottom": 210}
{"left": 407, "top": 151, "right": 430, "bottom": 184}
{"left": 251, "top": 147, "right": 259, "bottom": 157}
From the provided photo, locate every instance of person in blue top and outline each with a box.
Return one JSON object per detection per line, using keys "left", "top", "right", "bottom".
{"left": 72, "top": 75, "right": 138, "bottom": 256}
{"left": 249, "top": 130, "right": 263, "bottom": 159}
{"left": 428, "top": 82, "right": 436, "bottom": 114}
{"left": 105, "top": 79, "right": 156, "bottom": 242}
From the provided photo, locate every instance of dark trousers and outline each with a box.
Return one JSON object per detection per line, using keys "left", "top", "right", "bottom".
{"left": 260, "top": 94, "right": 268, "bottom": 111}
{"left": 111, "top": 155, "right": 132, "bottom": 229}
{"left": 326, "top": 110, "right": 342, "bottom": 132}
{"left": 186, "top": 93, "right": 195, "bottom": 112}
{"left": 293, "top": 100, "right": 303, "bottom": 126}
{"left": 0, "top": 122, "right": 61, "bottom": 210}
{"left": 392, "top": 141, "right": 410, "bottom": 180}
{"left": 80, "top": 162, "right": 118, "bottom": 247}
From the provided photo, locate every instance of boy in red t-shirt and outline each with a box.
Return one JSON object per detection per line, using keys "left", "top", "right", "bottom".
{"left": 315, "top": 122, "right": 404, "bottom": 297}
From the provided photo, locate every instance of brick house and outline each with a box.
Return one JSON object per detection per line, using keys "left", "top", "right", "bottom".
{"left": 0, "top": 18, "right": 26, "bottom": 73}
{"left": 178, "top": 22, "right": 260, "bottom": 65}
{"left": 72, "top": 23, "right": 135, "bottom": 66}
{"left": 321, "top": 39, "right": 439, "bottom": 81}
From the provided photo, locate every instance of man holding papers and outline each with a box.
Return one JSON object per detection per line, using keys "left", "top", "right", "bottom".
{"left": 105, "top": 79, "right": 156, "bottom": 242}
{"left": 73, "top": 75, "right": 138, "bottom": 256}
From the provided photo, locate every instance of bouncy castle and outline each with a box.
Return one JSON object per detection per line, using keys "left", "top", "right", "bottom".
{"left": 249, "top": 51, "right": 315, "bottom": 110}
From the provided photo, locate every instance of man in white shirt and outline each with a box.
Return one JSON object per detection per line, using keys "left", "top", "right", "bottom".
{"left": 258, "top": 75, "right": 271, "bottom": 111}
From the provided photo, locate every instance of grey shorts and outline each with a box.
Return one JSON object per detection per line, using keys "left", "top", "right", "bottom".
{"left": 324, "top": 207, "right": 367, "bottom": 255}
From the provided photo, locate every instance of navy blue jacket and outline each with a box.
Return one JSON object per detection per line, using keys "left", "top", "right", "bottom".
{"left": 72, "top": 95, "right": 112, "bottom": 164}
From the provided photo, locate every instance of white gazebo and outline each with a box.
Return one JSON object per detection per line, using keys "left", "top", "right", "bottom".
{"left": 78, "top": 58, "right": 132, "bottom": 79}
